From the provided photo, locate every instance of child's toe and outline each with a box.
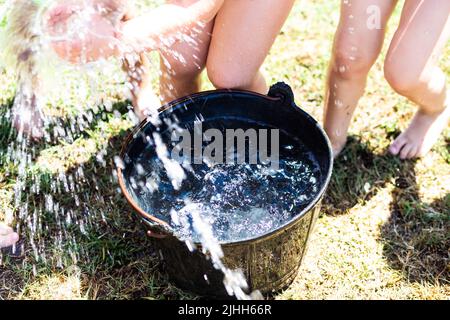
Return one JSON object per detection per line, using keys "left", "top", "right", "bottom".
{"left": 407, "top": 145, "right": 419, "bottom": 159}
{"left": 399, "top": 143, "right": 412, "bottom": 160}
{"left": 389, "top": 138, "right": 404, "bottom": 155}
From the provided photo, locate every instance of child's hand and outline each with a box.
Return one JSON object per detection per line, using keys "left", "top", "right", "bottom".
{"left": 45, "top": 0, "right": 121, "bottom": 64}
{"left": 0, "top": 223, "right": 18, "bottom": 249}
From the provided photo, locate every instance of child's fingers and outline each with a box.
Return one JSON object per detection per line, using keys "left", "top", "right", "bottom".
{"left": 0, "top": 233, "right": 19, "bottom": 248}
{"left": 0, "top": 224, "right": 14, "bottom": 235}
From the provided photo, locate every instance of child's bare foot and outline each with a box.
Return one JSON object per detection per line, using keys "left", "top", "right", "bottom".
{"left": 12, "top": 93, "right": 45, "bottom": 140}
{"left": 0, "top": 223, "right": 19, "bottom": 249}
{"left": 389, "top": 106, "right": 450, "bottom": 159}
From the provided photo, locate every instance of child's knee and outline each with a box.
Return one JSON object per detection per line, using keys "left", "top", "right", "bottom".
{"left": 207, "top": 62, "right": 255, "bottom": 89}
{"left": 332, "top": 43, "right": 375, "bottom": 80}
{"left": 384, "top": 55, "right": 421, "bottom": 96}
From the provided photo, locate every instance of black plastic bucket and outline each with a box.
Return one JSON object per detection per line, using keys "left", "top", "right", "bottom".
{"left": 118, "top": 83, "right": 333, "bottom": 297}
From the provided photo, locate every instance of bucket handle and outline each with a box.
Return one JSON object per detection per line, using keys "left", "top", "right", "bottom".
{"left": 268, "top": 82, "right": 296, "bottom": 108}
{"left": 142, "top": 218, "right": 169, "bottom": 239}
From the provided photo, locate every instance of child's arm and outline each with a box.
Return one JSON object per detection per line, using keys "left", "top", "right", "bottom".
{"left": 120, "top": 0, "right": 224, "bottom": 51}
{"left": 46, "top": 0, "right": 224, "bottom": 63}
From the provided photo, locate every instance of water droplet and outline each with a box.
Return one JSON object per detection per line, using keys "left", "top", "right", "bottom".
{"left": 335, "top": 100, "right": 344, "bottom": 108}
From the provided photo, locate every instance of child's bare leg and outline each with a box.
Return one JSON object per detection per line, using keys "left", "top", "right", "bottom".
{"left": 324, "top": 0, "right": 397, "bottom": 156}
{"left": 206, "top": 0, "right": 295, "bottom": 93}
{"left": 0, "top": 223, "right": 18, "bottom": 249}
{"left": 159, "top": 0, "right": 214, "bottom": 105}
{"left": 385, "top": 0, "right": 450, "bottom": 159}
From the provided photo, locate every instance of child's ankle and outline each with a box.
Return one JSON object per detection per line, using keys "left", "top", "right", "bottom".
{"left": 329, "top": 137, "right": 347, "bottom": 156}
{"left": 419, "top": 104, "right": 448, "bottom": 116}
{"left": 425, "top": 91, "right": 450, "bottom": 115}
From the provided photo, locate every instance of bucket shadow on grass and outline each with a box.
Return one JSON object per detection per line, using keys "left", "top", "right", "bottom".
{"left": 0, "top": 100, "right": 193, "bottom": 299}
{"left": 323, "top": 135, "right": 449, "bottom": 285}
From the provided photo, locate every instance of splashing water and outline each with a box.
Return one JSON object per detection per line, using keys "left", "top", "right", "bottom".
{"left": 1, "top": 0, "right": 141, "bottom": 138}
{"left": 0, "top": 0, "right": 266, "bottom": 300}
{"left": 0, "top": 0, "right": 136, "bottom": 268}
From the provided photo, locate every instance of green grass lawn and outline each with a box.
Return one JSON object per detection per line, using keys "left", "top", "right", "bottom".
{"left": 0, "top": 0, "right": 449, "bottom": 299}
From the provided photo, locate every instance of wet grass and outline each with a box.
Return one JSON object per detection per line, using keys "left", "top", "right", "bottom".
{"left": 0, "top": 0, "right": 449, "bottom": 299}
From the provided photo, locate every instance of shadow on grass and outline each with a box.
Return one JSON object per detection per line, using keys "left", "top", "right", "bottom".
{"left": 0, "top": 100, "right": 194, "bottom": 299}
{"left": 384, "top": 183, "right": 449, "bottom": 284}
{"left": 323, "top": 135, "right": 449, "bottom": 285}
{"left": 323, "top": 135, "right": 400, "bottom": 214}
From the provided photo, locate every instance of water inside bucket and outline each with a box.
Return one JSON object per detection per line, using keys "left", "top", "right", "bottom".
{"left": 126, "top": 128, "right": 322, "bottom": 243}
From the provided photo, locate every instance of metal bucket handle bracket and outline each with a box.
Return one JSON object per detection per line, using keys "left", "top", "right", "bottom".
{"left": 142, "top": 217, "right": 170, "bottom": 239}
{"left": 268, "top": 82, "right": 296, "bottom": 109}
